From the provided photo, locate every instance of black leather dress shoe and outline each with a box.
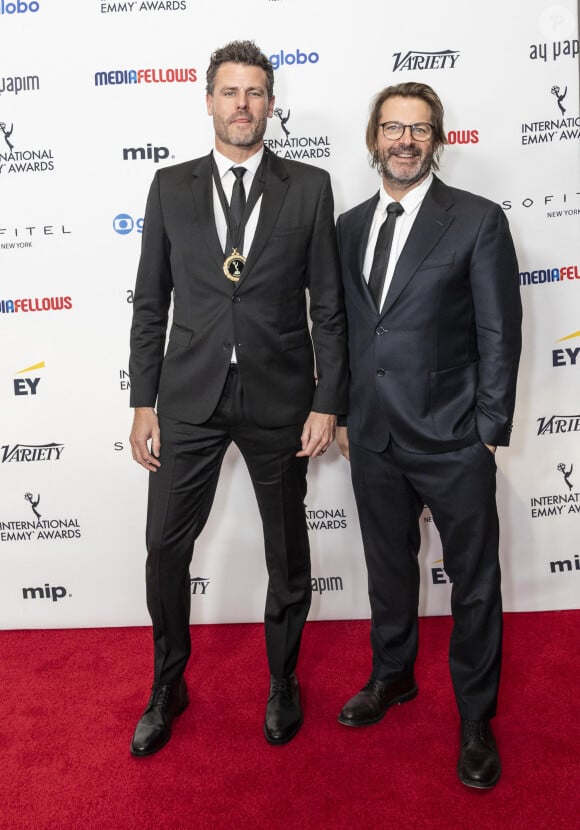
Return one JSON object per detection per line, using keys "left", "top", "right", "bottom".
{"left": 130, "top": 677, "right": 189, "bottom": 757}
{"left": 338, "top": 674, "right": 418, "bottom": 726}
{"left": 457, "top": 719, "right": 501, "bottom": 789}
{"left": 264, "top": 674, "right": 303, "bottom": 745}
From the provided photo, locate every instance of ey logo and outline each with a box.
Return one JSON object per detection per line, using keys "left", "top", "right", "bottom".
{"left": 431, "top": 558, "right": 453, "bottom": 585}
{"left": 14, "top": 361, "right": 44, "bottom": 395}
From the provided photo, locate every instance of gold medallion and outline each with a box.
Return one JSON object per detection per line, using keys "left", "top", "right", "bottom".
{"left": 223, "top": 249, "right": 246, "bottom": 282}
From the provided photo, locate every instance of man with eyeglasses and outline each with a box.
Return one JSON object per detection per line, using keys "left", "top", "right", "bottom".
{"left": 335, "top": 82, "right": 521, "bottom": 789}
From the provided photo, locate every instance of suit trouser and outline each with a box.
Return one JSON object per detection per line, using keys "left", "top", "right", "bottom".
{"left": 145, "top": 367, "right": 312, "bottom": 685}
{"left": 349, "top": 438, "right": 502, "bottom": 721}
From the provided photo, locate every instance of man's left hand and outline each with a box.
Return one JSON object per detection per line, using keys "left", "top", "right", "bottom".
{"left": 297, "top": 412, "right": 337, "bottom": 458}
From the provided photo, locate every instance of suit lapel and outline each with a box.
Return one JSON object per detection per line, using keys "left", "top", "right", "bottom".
{"left": 382, "top": 176, "right": 455, "bottom": 315}
{"left": 190, "top": 153, "right": 224, "bottom": 270}
{"left": 345, "top": 194, "right": 378, "bottom": 310}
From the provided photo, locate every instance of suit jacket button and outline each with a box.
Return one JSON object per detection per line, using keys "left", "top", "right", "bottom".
{"left": 375, "top": 326, "right": 386, "bottom": 335}
{"left": 232, "top": 296, "right": 241, "bottom": 303}
{"left": 376, "top": 369, "right": 385, "bottom": 377}
{"left": 222, "top": 343, "right": 232, "bottom": 351}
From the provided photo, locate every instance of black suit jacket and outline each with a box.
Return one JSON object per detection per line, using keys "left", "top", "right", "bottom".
{"left": 337, "top": 176, "right": 522, "bottom": 453}
{"left": 130, "top": 150, "right": 347, "bottom": 427}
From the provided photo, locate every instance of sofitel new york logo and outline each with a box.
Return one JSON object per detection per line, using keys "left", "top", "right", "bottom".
{"left": 0, "top": 120, "right": 55, "bottom": 175}
{"left": 521, "top": 85, "right": 580, "bottom": 146}
{"left": 530, "top": 461, "right": 580, "bottom": 518}
{"left": 0, "top": 492, "right": 81, "bottom": 542}
{"left": 264, "top": 107, "right": 330, "bottom": 160}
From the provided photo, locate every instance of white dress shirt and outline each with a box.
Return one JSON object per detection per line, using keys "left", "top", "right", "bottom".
{"left": 363, "top": 173, "right": 433, "bottom": 310}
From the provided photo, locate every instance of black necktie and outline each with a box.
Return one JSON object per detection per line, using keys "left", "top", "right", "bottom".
{"left": 368, "top": 201, "right": 404, "bottom": 309}
{"left": 229, "top": 166, "right": 247, "bottom": 241}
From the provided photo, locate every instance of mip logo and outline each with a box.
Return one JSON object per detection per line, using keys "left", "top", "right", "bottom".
{"left": 122, "top": 143, "right": 172, "bottom": 163}
{"left": 113, "top": 213, "right": 143, "bottom": 235}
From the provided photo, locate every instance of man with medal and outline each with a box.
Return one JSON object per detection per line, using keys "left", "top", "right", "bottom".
{"left": 128, "top": 40, "right": 347, "bottom": 757}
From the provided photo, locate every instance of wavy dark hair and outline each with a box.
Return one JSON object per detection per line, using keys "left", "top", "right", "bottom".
{"left": 366, "top": 82, "right": 447, "bottom": 171}
{"left": 206, "top": 40, "right": 274, "bottom": 99}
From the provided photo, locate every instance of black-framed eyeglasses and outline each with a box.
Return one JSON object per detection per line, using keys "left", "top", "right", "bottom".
{"left": 378, "top": 121, "right": 434, "bottom": 142}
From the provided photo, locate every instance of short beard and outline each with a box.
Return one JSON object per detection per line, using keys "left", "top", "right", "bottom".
{"left": 378, "top": 147, "right": 433, "bottom": 189}
{"left": 214, "top": 114, "right": 268, "bottom": 148}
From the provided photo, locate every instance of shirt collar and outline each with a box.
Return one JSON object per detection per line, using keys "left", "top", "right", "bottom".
{"left": 378, "top": 172, "right": 433, "bottom": 216}
{"left": 212, "top": 146, "right": 264, "bottom": 180}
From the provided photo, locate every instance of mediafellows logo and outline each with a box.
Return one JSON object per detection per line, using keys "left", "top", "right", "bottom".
{"left": 392, "top": 49, "right": 460, "bottom": 71}
{"left": 519, "top": 264, "right": 579, "bottom": 286}
{"left": 0, "top": 74, "right": 39, "bottom": 97}
{"left": 447, "top": 129, "right": 479, "bottom": 145}
{"left": 552, "top": 330, "right": 580, "bottom": 367}
{"left": 521, "top": 85, "right": 579, "bottom": 146}
{"left": 269, "top": 49, "right": 319, "bottom": 70}
{"left": 95, "top": 67, "right": 196, "bottom": 86}
{"left": 0, "top": 120, "right": 55, "bottom": 175}
{"left": 99, "top": 1, "right": 187, "bottom": 13}
{"left": 265, "top": 105, "right": 331, "bottom": 160}
{"left": 0, "top": 296, "right": 72, "bottom": 314}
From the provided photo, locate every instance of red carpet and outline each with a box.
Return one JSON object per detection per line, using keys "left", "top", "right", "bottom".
{"left": 2, "top": 612, "right": 578, "bottom": 829}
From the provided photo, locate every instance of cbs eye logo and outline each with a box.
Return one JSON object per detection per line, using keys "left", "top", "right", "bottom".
{"left": 113, "top": 213, "right": 144, "bottom": 235}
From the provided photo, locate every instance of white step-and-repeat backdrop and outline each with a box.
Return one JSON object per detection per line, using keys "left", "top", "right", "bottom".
{"left": 2, "top": 0, "right": 579, "bottom": 629}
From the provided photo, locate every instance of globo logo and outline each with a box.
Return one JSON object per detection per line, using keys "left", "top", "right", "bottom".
{"left": 269, "top": 49, "right": 320, "bottom": 70}
{"left": 0, "top": 0, "right": 40, "bottom": 13}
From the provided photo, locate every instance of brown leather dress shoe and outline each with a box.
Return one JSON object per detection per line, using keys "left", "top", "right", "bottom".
{"left": 457, "top": 719, "right": 501, "bottom": 789}
{"left": 264, "top": 674, "right": 303, "bottom": 745}
{"left": 338, "top": 674, "right": 418, "bottom": 726}
{"left": 130, "top": 677, "right": 189, "bottom": 757}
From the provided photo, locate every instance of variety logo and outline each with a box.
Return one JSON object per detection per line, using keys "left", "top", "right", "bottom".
{"left": 530, "top": 461, "right": 580, "bottom": 518}
{"left": 22, "top": 584, "right": 71, "bottom": 602}
{"left": 1, "top": 443, "right": 64, "bottom": 462}
{"left": 99, "top": 1, "right": 187, "bottom": 13}
{"left": 95, "top": 67, "right": 196, "bottom": 86}
{"left": 190, "top": 577, "right": 209, "bottom": 595}
{"left": 269, "top": 49, "right": 320, "bottom": 70}
{"left": 0, "top": 120, "right": 55, "bottom": 175}
{"left": 552, "top": 331, "right": 580, "bottom": 367}
{"left": 0, "top": 0, "right": 39, "bottom": 13}
{"left": 0, "top": 74, "right": 39, "bottom": 96}
{"left": 265, "top": 105, "right": 331, "bottom": 160}
{"left": 529, "top": 38, "right": 579, "bottom": 62}
{"left": 305, "top": 505, "right": 347, "bottom": 530}
{"left": 537, "top": 415, "right": 580, "bottom": 436}
{"left": 549, "top": 554, "right": 580, "bottom": 574}
{"left": 0, "top": 223, "right": 71, "bottom": 251}
{"left": 122, "top": 143, "right": 172, "bottom": 163}
{"left": 521, "top": 85, "right": 579, "bottom": 146}
{"left": 447, "top": 129, "right": 479, "bottom": 145}
{"left": 0, "top": 492, "right": 82, "bottom": 541}
{"left": 311, "top": 576, "right": 343, "bottom": 593}
{"left": 392, "top": 49, "right": 460, "bottom": 71}
{"left": 113, "top": 213, "right": 143, "bottom": 235}
{"left": 13, "top": 361, "right": 44, "bottom": 396}
{"left": 0, "top": 296, "right": 73, "bottom": 314}
{"left": 519, "top": 264, "right": 580, "bottom": 286}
